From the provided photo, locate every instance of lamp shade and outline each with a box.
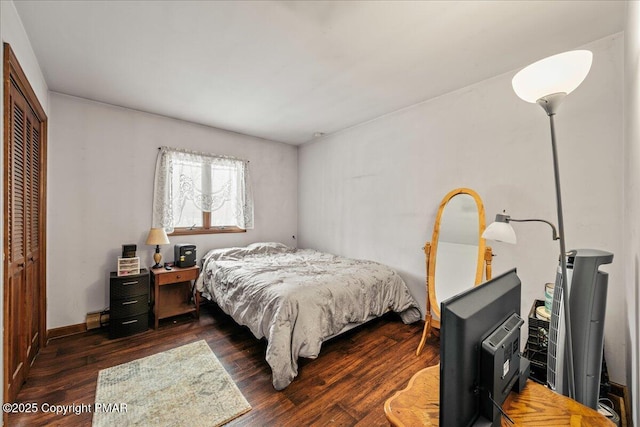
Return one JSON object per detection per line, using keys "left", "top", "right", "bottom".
{"left": 512, "top": 50, "right": 593, "bottom": 103}
{"left": 145, "top": 227, "right": 170, "bottom": 246}
{"left": 482, "top": 221, "right": 517, "bottom": 244}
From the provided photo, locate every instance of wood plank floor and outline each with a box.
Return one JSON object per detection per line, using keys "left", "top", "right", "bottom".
{"left": 7, "top": 304, "right": 440, "bottom": 426}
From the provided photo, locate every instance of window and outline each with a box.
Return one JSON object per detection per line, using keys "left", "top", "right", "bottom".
{"left": 152, "top": 147, "right": 253, "bottom": 235}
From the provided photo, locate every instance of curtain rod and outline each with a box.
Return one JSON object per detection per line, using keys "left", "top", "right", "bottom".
{"left": 157, "top": 146, "right": 249, "bottom": 162}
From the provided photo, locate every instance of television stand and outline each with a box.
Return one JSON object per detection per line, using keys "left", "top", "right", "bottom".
{"left": 384, "top": 364, "right": 614, "bottom": 426}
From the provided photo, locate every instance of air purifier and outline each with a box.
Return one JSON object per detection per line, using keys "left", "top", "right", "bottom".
{"left": 547, "top": 249, "right": 613, "bottom": 408}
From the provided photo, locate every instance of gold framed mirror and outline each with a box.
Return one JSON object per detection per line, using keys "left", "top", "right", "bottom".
{"left": 416, "top": 188, "right": 493, "bottom": 355}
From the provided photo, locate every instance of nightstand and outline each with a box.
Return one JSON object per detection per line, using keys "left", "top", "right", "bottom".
{"left": 150, "top": 265, "right": 200, "bottom": 329}
{"left": 109, "top": 269, "right": 150, "bottom": 338}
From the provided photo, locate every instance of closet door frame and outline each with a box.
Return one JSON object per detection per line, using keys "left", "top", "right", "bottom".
{"left": 3, "top": 43, "right": 47, "bottom": 405}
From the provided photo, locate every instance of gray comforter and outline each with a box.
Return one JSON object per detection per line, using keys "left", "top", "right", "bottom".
{"left": 196, "top": 242, "right": 420, "bottom": 390}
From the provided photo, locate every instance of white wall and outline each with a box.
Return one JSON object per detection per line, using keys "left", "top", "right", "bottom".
{"left": 299, "top": 35, "right": 626, "bottom": 384}
{"left": 1, "top": 2, "right": 49, "bottom": 106}
{"left": 624, "top": 2, "right": 640, "bottom": 424}
{"left": 47, "top": 93, "right": 298, "bottom": 329}
{"left": 1, "top": 0, "right": 49, "bottom": 411}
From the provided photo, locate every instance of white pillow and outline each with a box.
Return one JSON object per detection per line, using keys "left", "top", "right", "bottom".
{"left": 245, "top": 242, "right": 293, "bottom": 255}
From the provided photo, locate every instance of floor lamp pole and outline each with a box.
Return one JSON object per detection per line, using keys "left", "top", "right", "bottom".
{"left": 548, "top": 112, "right": 576, "bottom": 399}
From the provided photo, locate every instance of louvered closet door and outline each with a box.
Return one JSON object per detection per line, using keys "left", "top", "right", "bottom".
{"left": 24, "top": 104, "right": 42, "bottom": 366}
{"left": 6, "top": 85, "right": 29, "bottom": 398}
{"left": 4, "top": 43, "right": 47, "bottom": 404}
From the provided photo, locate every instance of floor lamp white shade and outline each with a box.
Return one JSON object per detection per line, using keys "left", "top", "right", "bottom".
{"left": 512, "top": 50, "right": 593, "bottom": 102}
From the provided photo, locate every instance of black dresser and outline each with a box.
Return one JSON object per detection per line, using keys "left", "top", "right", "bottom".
{"left": 109, "top": 269, "right": 149, "bottom": 338}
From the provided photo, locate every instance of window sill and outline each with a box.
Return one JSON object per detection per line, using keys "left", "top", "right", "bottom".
{"left": 169, "top": 227, "right": 246, "bottom": 236}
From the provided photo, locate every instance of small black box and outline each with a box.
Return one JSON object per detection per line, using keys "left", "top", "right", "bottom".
{"left": 174, "top": 244, "right": 196, "bottom": 268}
{"left": 122, "top": 244, "right": 137, "bottom": 258}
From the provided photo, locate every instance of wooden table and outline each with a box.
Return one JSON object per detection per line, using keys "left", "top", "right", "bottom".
{"left": 384, "top": 365, "right": 614, "bottom": 426}
{"left": 150, "top": 265, "right": 200, "bottom": 329}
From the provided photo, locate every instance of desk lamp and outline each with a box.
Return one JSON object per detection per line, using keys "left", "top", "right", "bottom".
{"left": 486, "top": 50, "right": 593, "bottom": 400}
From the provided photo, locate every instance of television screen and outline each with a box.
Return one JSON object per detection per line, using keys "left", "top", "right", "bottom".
{"left": 440, "top": 268, "right": 522, "bottom": 426}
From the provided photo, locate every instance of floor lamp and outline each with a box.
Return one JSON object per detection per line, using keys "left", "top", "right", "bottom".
{"left": 505, "top": 50, "right": 592, "bottom": 399}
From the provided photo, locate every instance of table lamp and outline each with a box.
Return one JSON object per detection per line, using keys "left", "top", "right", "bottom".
{"left": 146, "top": 227, "right": 170, "bottom": 269}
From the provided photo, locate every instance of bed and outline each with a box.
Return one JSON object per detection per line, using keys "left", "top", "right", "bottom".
{"left": 195, "top": 242, "right": 420, "bottom": 390}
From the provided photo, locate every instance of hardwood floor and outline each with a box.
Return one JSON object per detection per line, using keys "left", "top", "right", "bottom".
{"left": 7, "top": 304, "right": 440, "bottom": 426}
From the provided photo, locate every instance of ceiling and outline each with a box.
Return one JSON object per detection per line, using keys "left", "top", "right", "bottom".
{"left": 14, "top": 1, "right": 625, "bottom": 145}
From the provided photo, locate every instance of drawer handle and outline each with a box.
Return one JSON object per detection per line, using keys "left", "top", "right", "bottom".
{"left": 122, "top": 281, "right": 138, "bottom": 286}
{"left": 176, "top": 275, "right": 181, "bottom": 279}
{"left": 121, "top": 319, "right": 138, "bottom": 325}
{"left": 122, "top": 300, "right": 138, "bottom": 305}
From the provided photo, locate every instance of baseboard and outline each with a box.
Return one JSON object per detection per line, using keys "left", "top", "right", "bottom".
{"left": 46, "top": 323, "right": 87, "bottom": 341}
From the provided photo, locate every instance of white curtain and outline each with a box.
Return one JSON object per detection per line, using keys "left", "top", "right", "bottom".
{"left": 152, "top": 146, "right": 254, "bottom": 233}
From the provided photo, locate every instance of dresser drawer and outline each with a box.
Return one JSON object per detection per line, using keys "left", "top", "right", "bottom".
{"left": 110, "top": 272, "right": 149, "bottom": 299}
{"left": 110, "top": 296, "right": 148, "bottom": 319}
{"left": 109, "top": 312, "right": 148, "bottom": 339}
{"left": 156, "top": 268, "right": 199, "bottom": 285}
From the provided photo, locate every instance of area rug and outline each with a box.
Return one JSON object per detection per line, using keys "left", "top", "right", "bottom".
{"left": 92, "top": 340, "right": 251, "bottom": 426}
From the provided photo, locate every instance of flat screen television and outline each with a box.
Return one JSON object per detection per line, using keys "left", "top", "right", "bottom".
{"left": 440, "top": 268, "right": 524, "bottom": 427}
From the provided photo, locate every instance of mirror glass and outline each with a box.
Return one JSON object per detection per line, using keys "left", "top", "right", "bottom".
{"left": 434, "top": 193, "right": 481, "bottom": 304}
